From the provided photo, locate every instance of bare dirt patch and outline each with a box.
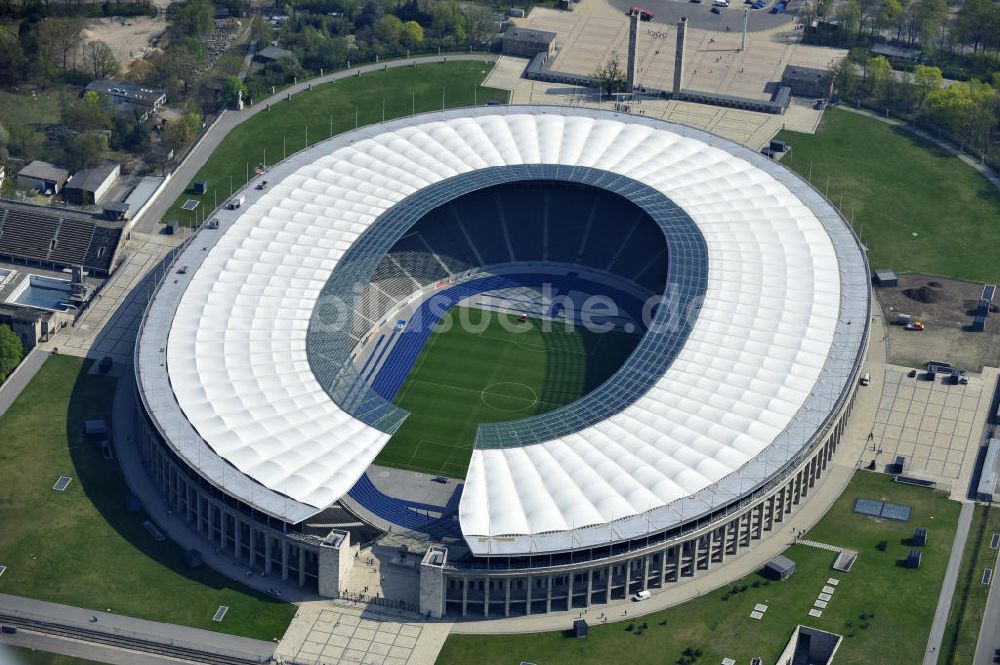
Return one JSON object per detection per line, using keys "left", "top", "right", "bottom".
{"left": 82, "top": 15, "right": 168, "bottom": 67}
{"left": 877, "top": 273, "right": 1000, "bottom": 371}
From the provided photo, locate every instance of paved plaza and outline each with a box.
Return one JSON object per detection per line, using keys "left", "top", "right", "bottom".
{"left": 275, "top": 603, "right": 451, "bottom": 665}
{"left": 518, "top": 7, "right": 845, "bottom": 102}
{"left": 870, "top": 365, "right": 996, "bottom": 496}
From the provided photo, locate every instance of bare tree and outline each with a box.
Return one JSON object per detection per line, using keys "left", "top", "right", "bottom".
{"left": 35, "top": 17, "right": 85, "bottom": 73}
{"left": 85, "top": 40, "right": 120, "bottom": 79}
{"left": 593, "top": 51, "right": 627, "bottom": 96}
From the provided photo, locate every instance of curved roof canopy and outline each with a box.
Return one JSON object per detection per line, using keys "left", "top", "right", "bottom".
{"left": 136, "top": 106, "right": 869, "bottom": 556}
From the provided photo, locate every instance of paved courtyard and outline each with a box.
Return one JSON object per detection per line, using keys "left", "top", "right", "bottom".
{"left": 870, "top": 365, "right": 995, "bottom": 495}
{"left": 276, "top": 603, "right": 451, "bottom": 665}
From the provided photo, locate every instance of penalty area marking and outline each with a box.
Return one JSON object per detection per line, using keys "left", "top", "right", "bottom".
{"left": 480, "top": 382, "right": 538, "bottom": 412}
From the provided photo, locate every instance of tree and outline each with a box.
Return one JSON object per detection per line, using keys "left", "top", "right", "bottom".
{"left": 0, "top": 324, "right": 25, "bottom": 385}
{"left": 400, "top": 20, "right": 424, "bottom": 47}
{"left": 7, "top": 123, "right": 42, "bottom": 160}
{"left": 34, "top": 17, "right": 84, "bottom": 73}
{"left": 0, "top": 28, "right": 26, "bottom": 85}
{"left": 85, "top": 40, "right": 119, "bottom": 80}
{"left": 125, "top": 57, "right": 153, "bottom": 84}
{"left": 373, "top": 14, "right": 403, "bottom": 45}
{"left": 64, "top": 132, "right": 106, "bottom": 170}
{"left": 221, "top": 75, "right": 244, "bottom": 107}
{"left": 463, "top": 5, "right": 494, "bottom": 44}
{"left": 913, "top": 64, "right": 942, "bottom": 109}
{"left": 62, "top": 91, "right": 113, "bottom": 132}
{"left": 831, "top": 56, "right": 860, "bottom": 101}
{"left": 593, "top": 51, "right": 627, "bottom": 96}
{"left": 865, "top": 54, "right": 891, "bottom": 101}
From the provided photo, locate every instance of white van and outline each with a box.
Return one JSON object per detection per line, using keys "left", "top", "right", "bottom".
{"left": 632, "top": 590, "right": 651, "bottom": 601}
{"left": 713, "top": 0, "right": 730, "bottom": 7}
{"left": 860, "top": 373, "right": 871, "bottom": 386}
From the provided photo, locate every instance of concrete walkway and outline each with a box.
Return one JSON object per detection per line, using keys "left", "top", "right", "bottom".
{"left": 0, "top": 347, "right": 49, "bottom": 419}
{"left": 923, "top": 500, "right": 976, "bottom": 665}
{"left": 0, "top": 592, "right": 275, "bottom": 663}
{"left": 836, "top": 105, "right": 1000, "bottom": 195}
{"left": 133, "top": 53, "right": 498, "bottom": 235}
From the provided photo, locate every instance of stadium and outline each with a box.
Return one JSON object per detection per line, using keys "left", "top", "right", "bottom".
{"left": 134, "top": 105, "right": 870, "bottom": 618}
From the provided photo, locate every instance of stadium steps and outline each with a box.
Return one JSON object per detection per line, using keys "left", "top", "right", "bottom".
{"left": 345, "top": 474, "right": 462, "bottom": 539}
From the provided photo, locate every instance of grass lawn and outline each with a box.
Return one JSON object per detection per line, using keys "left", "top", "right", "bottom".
{"left": 0, "top": 645, "right": 106, "bottom": 665}
{"left": 162, "top": 61, "right": 507, "bottom": 226}
{"left": 0, "top": 356, "right": 295, "bottom": 640}
{"left": 776, "top": 108, "right": 1000, "bottom": 284}
{"left": 376, "top": 308, "right": 639, "bottom": 477}
{"left": 435, "top": 471, "right": 960, "bottom": 665}
{"left": 940, "top": 504, "right": 1000, "bottom": 664}
{"left": 0, "top": 89, "right": 66, "bottom": 129}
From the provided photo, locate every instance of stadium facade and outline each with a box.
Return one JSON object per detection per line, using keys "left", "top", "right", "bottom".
{"left": 134, "top": 106, "right": 870, "bottom": 618}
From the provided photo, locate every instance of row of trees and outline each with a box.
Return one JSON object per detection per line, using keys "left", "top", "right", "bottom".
{"left": 251, "top": 0, "right": 496, "bottom": 86}
{"left": 0, "top": 324, "right": 25, "bottom": 386}
{"left": 0, "top": 17, "right": 121, "bottom": 84}
{"left": 833, "top": 52, "right": 999, "bottom": 162}
{"left": 803, "top": 0, "right": 1000, "bottom": 78}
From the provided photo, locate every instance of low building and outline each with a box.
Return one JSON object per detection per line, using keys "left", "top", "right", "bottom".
{"left": 873, "top": 268, "right": 898, "bottom": 287}
{"left": 872, "top": 43, "right": 921, "bottom": 62}
{"left": 764, "top": 554, "right": 797, "bottom": 580}
{"left": 255, "top": 45, "right": 293, "bottom": 63}
{"left": 17, "top": 161, "right": 70, "bottom": 195}
{"left": 63, "top": 161, "right": 121, "bottom": 206}
{"left": 977, "top": 439, "right": 999, "bottom": 502}
{"left": 780, "top": 65, "right": 834, "bottom": 99}
{"left": 85, "top": 80, "right": 166, "bottom": 121}
{"left": 502, "top": 27, "right": 556, "bottom": 58}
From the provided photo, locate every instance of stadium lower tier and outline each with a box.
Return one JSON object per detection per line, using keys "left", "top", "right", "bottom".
{"left": 133, "top": 374, "right": 858, "bottom": 617}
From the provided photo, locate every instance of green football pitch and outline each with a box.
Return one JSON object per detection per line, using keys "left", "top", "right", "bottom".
{"left": 372, "top": 307, "right": 641, "bottom": 477}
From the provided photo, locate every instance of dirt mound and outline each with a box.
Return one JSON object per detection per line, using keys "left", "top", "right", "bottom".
{"left": 903, "top": 285, "right": 942, "bottom": 303}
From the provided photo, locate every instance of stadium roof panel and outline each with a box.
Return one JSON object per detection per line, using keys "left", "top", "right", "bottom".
{"left": 136, "top": 106, "right": 869, "bottom": 554}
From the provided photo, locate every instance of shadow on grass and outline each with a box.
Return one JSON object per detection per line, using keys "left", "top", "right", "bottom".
{"left": 64, "top": 359, "right": 284, "bottom": 602}
{"left": 57, "top": 249, "right": 291, "bottom": 616}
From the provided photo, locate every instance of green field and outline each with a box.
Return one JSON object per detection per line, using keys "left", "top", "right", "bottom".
{"left": 163, "top": 61, "right": 507, "bottom": 226}
{"left": 374, "top": 307, "right": 640, "bottom": 477}
{"left": 0, "top": 356, "right": 295, "bottom": 640}
{"left": 941, "top": 504, "right": 1000, "bottom": 664}
{"left": 776, "top": 108, "right": 1000, "bottom": 283}
{"left": 436, "top": 471, "right": 960, "bottom": 665}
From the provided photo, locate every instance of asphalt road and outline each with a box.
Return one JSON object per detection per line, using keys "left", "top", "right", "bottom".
{"left": 606, "top": 0, "right": 799, "bottom": 33}
{"left": 0, "top": 593, "right": 275, "bottom": 663}
{"left": 134, "top": 53, "right": 498, "bottom": 236}
{"left": 924, "top": 501, "right": 976, "bottom": 665}
{"left": 973, "top": 542, "right": 1000, "bottom": 665}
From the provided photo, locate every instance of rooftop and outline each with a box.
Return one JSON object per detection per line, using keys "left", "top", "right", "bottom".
{"left": 65, "top": 161, "right": 119, "bottom": 193}
{"left": 256, "top": 45, "right": 293, "bottom": 61}
{"left": 18, "top": 161, "right": 69, "bottom": 183}
{"left": 85, "top": 80, "right": 165, "bottom": 105}
{"left": 136, "top": 107, "right": 869, "bottom": 556}
{"left": 502, "top": 26, "right": 557, "bottom": 43}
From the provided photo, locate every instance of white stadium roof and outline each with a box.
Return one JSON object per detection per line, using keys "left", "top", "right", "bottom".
{"left": 136, "top": 106, "right": 869, "bottom": 556}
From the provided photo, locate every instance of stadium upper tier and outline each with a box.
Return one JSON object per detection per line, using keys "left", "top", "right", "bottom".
{"left": 136, "top": 106, "right": 869, "bottom": 557}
